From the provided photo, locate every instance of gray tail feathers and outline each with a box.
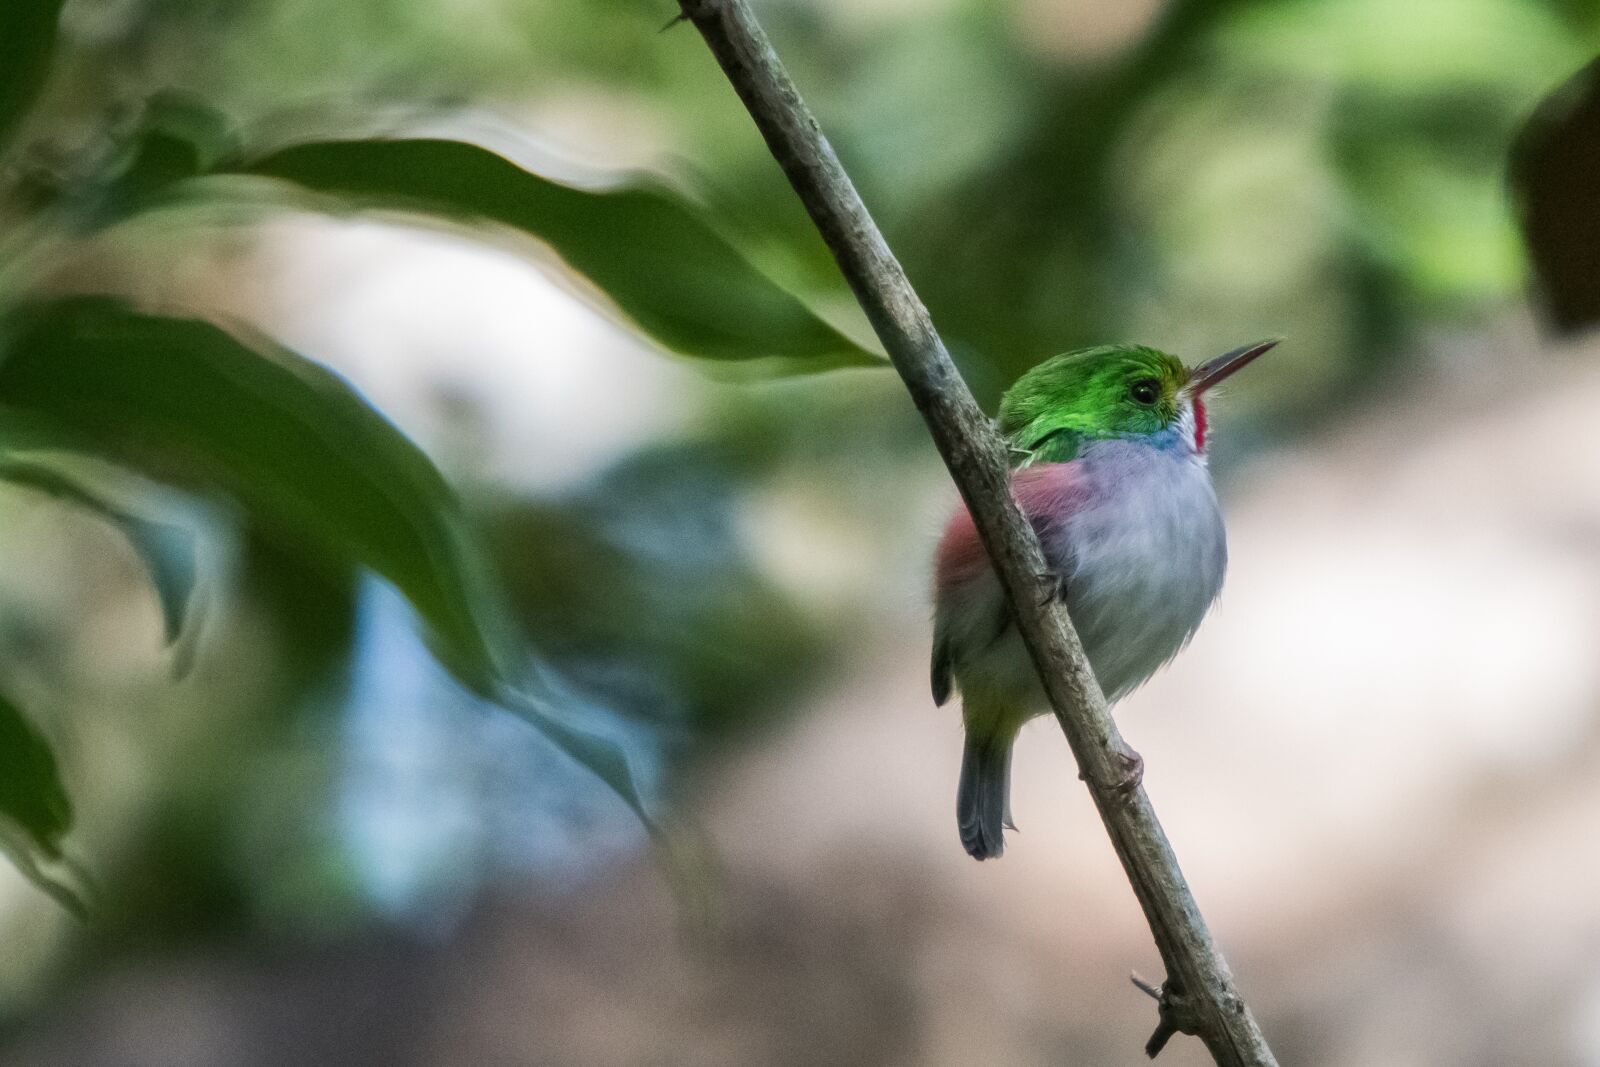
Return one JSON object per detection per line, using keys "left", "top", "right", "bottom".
{"left": 957, "top": 732, "right": 1017, "bottom": 860}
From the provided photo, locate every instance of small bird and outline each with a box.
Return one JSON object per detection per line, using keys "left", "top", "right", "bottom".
{"left": 931, "top": 339, "right": 1277, "bottom": 860}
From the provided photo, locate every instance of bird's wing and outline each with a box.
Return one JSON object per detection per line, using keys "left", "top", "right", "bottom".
{"left": 1013, "top": 462, "right": 1090, "bottom": 554}
{"left": 930, "top": 462, "right": 1088, "bottom": 702}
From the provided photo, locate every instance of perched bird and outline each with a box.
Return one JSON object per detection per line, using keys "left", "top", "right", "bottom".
{"left": 931, "top": 339, "right": 1277, "bottom": 860}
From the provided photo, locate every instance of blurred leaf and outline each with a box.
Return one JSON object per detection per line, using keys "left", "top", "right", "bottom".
{"left": 0, "top": 297, "right": 656, "bottom": 823}
{"left": 0, "top": 296, "right": 513, "bottom": 688}
{"left": 504, "top": 681, "right": 657, "bottom": 826}
{"left": 0, "top": 688, "right": 84, "bottom": 915}
{"left": 237, "top": 526, "right": 360, "bottom": 695}
{"left": 100, "top": 91, "right": 241, "bottom": 218}
{"left": 1228, "top": 0, "right": 1576, "bottom": 94}
{"left": 0, "top": 457, "right": 199, "bottom": 652}
{"left": 233, "top": 138, "right": 881, "bottom": 370}
{"left": 1512, "top": 55, "right": 1600, "bottom": 332}
{"left": 483, "top": 440, "right": 825, "bottom": 743}
{"left": 0, "top": 0, "right": 63, "bottom": 156}
{"left": 0, "top": 690, "right": 69, "bottom": 857}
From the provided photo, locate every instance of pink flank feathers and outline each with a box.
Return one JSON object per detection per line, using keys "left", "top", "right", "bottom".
{"left": 934, "top": 463, "right": 1088, "bottom": 592}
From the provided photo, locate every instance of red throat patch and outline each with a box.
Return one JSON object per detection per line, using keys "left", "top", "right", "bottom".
{"left": 1192, "top": 397, "right": 1208, "bottom": 452}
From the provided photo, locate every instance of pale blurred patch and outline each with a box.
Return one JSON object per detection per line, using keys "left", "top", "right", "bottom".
{"left": 256, "top": 219, "right": 706, "bottom": 492}
{"left": 1012, "top": 0, "right": 1169, "bottom": 63}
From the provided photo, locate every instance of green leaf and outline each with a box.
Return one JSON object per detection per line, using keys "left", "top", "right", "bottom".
{"left": 0, "top": 297, "right": 655, "bottom": 823}
{"left": 1512, "top": 56, "right": 1600, "bottom": 333}
{"left": 0, "top": 457, "right": 199, "bottom": 652}
{"left": 99, "top": 91, "right": 240, "bottom": 219}
{"left": 0, "top": 0, "right": 65, "bottom": 157}
{"left": 0, "top": 296, "right": 512, "bottom": 688}
{"left": 0, "top": 689, "right": 85, "bottom": 915}
{"left": 0, "top": 691, "right": 69, "bottom": 859}
{"left": 234, "top": 138, "right": 881, "bottom": 370}
{"left": 492, "top": 679, "right": 656, "bottom": 828}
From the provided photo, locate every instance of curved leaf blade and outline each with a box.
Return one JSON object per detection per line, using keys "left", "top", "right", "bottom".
{"left": 0, "top": 457, "right": 198, "bottom": 650}
{"left": 0, "top": 689, "right": 85, "bottom": 915}
{"left": 0, "top": 690, "right": 70, "bottom": 859}
{"left": 0, "top": 297, "right": 655, "bottom": 823}
{"left": 0, "top": 296, "right": 512, "bottom": 689}
{"left": 236, "top": 138, "right": 881, "bottom": 369}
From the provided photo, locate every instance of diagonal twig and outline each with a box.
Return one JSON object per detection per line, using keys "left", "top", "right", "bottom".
{"left": 673, "top": 1, "right": 1279, "bottom": 1062}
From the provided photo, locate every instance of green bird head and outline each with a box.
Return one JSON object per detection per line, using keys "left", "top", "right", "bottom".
{"left": 997, "top": 339, "right": 1278, "bottom": 464}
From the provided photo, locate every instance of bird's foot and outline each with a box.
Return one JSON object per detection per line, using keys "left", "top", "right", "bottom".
{"left": 1112, "top": 748, "right": 1144, "bottom": 796}
{"left": 1036, "top": 569, "right": 1070, "bottom": 608}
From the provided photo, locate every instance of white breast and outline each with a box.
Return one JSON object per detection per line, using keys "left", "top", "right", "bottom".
{"left": 1056, "top": 439, "right": 1227, "bottom": 700}
{"left": 939, "top": 436, "right": 1227, "bottom": 713}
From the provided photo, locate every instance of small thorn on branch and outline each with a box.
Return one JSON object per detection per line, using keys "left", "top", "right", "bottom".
{"left": 1036, "top": 569, "right": 1069, "bottom": 608}
{"left": 1130, "top": 974, "right": 1201, "bottom": 1059}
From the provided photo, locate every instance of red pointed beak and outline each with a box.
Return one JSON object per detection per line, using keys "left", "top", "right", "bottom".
{"left": 1188, "top": 338, "right": 1280, "bottom": 395}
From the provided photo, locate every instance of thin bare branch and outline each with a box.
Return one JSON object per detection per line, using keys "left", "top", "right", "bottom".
{"left": 674, "top": 1, "right": 1279, "bottom": 1062}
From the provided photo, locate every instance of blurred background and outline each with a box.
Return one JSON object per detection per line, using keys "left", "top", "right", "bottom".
{"left": 2, "top": 0, "right": 1600, "bottom": 1064}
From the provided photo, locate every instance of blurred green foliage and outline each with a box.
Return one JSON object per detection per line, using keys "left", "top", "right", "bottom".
{"left": 0, "top": 0, "right": 879, "bottom": 917}
{"left": 0, "top": 0, "right": 65, "bottom": 155}
{"left": 0, "top": 297, "right": 517, "bottom": 687}
{"left": 483, "top": 439, "right": 826, "bottom": 742}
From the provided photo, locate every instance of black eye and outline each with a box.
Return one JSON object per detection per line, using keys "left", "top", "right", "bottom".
{"left": 1128, "top": 379, "right": 1160, "bottom": 406}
